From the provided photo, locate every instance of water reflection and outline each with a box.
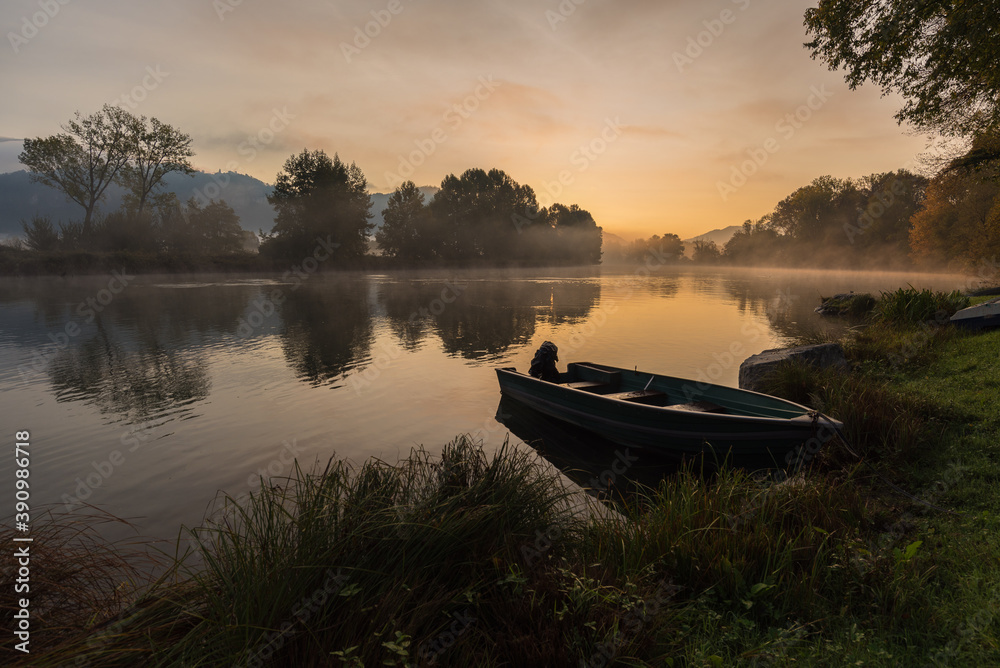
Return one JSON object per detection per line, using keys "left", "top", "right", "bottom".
{"left": 0, "top": 268, "right": 966, "bottom": 432}
{"left": 378, "top": 278, "right": 601, "bottom": 362}
{"left": 279, "top": 279, "right": 374, "bottom": 386}
{"left": 378, "top": 280, "right": 439, "bottom": 351}
{"left": 48, "top": 322, "right": 210, "bottom": 422}
{"left": 719, "top": 272, "right": 865, "bottom": 341}
{"left": 2, "top": 279, "right": 265, "bottom": 423}
{"left": 497, "top": 397, "right": 681, "bottom": 505}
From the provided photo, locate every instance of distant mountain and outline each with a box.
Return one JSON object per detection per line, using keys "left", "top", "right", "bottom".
{"left": 603, "top": 231, "right": 626, "bottom": 247}
{"left": 369, "top": 186, "right": 439, "bottom": 232}
{"left": 0, "top": 170, "right": 276, "bottom": 237}
{"left": 682, "top": 225, "right": 741, "bottom": 257}
{"left": 0, "top": 170, "right": 439, "bottom": 238}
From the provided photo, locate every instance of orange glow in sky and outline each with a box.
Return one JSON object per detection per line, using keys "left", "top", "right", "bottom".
{"left": 1, "top": 0, "right": 929, "bottom": 240}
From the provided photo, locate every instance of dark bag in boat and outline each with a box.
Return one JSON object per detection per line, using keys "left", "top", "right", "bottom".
{"left": 529, "top": 341, "right": 560, "bottom": 382}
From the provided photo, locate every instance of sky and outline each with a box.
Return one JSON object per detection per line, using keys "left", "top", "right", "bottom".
{"left": 0, "top": 0, "right": 932, "bottom": 240}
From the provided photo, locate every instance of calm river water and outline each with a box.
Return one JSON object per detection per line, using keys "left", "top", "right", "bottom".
{"left": 0, "top": 266, "right": 972, "bottom": 542}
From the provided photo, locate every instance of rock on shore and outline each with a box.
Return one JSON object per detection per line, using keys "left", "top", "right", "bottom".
{"left": 738, "top": 343, "right": 848, "bottom": 392}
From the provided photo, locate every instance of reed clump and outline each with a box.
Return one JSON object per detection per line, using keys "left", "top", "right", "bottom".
{"left": 873, "top": 287, "right": 969, "bottom": 326}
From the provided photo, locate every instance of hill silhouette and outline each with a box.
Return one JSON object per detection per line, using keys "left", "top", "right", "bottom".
{"left": 0, "top": 170, "right": 439, "bottom": 239}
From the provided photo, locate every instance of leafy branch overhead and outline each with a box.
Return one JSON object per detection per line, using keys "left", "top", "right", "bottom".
{"left": 805, "top": 0, "right": 1000, "bottom": 140}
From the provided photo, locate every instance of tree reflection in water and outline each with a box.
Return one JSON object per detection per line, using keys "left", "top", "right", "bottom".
{"left": 378, "top": 277, "right": 601, "bottom": 362}
{"left": 279, "top": 279, "right": 374, "bottom": 386}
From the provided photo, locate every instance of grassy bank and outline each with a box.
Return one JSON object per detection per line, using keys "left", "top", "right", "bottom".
{"left": 3, "top": 293, "right": 1000, "bottom": 665}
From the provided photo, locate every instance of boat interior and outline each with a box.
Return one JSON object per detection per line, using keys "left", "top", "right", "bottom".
{"left": 557, "top": 362, "right": 729, "bottom": 414}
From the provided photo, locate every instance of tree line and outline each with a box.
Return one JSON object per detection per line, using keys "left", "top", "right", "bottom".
{"left": 15, "top": 107, "right": 602, "bottom": 267}
{"left": 611, "top": 158, "right": 1000, "bottom": 273}
{"left": 258, "top": 150, "right": 602, "bottom": 266}
{"left": 373, "top": 169, "right": 602, "bottom": 266}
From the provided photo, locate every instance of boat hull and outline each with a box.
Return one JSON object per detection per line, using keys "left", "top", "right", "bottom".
{"left": 496, "top": 363, "right": 840, "bottom": 469}
{"left": 951, "top": 299, "right": 1000, "bottom": 330}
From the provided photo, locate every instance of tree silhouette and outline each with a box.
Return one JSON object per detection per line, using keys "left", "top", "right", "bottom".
{"left": 265, "top": 149, "right": 372, "bottom": 261}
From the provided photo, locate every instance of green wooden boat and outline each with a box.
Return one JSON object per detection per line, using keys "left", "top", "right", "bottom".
{"left": 496, "top": 362, "right": 842, "bottom": 468}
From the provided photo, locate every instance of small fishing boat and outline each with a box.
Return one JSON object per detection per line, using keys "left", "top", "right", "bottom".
{"left": 496, "top": 362, "right": 842, "bottom": 469}
{"left": 950, "top": 298, "right": 1000, "bottom": 330}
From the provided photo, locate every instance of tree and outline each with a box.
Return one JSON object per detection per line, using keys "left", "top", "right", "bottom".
{"left": 428, "top": 168, "right": 539, "bottom": 261}
{"left": 804, "top": 1, "right": 1000, "bottom": 142}
{"left": 19, "top": 105, "right": 136, "bottom": 233}
{"left": 377, "top": 181, "right": 430, "bottom": 260}
{"left": 21, "top": 216, "right": 60, "bottom": 251}
{"left": 770, "top": 175, "right": 862, "bottom": 247}
{"left": 160, "top": 198, "right": 246, "bottom": 255}
{"left": 188, "top": 199, "right": 246, "bottom": 254}
{"left": 546, "top": 203, "right": 602, "bottom": 264}
{"left": 625, "top": 233, "right": 685, "bottom": 262}
{"left": 119, "top": 116, "right": 194, "bottom": 216}
{"left": 692, "top": 239, "right": 722, "bottom": 264}
{"left": 722, "top": 217, "right": 783, "bottom": 265}
{"left": 265, "top": 150, "right": 372, "bottom": 261}
{"left": 910, "top": 166, "right": 1000, "bottom": 269}
{"left": 91, "top": 208, "right": 158, "bottom": 252}
{"left": 850, "top": 170, "right": 927, "bottom": 254}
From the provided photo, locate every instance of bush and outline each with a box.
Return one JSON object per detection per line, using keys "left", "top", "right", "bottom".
{"left": 874, "top": 287, "right": 969, "bottom": 326}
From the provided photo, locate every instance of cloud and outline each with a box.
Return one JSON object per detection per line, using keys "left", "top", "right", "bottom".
{"left": 621, "top": 124, "right": 683, "bottom": 140}
{"left": 0, "top": 0, "right": 930, "bottom": 238}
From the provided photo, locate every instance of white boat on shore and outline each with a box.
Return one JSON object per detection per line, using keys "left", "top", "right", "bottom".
{"left": 950, "top": 298, "right": 1000, "bottom": 330}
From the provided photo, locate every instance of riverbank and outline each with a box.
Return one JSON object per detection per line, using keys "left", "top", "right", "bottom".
{"left": 0, "top": 246, "right": 607, "bottom": 276}
{"left": 2, "top": 292, "right": 998, "bottom": 666}
{"left": 0, "top": 247, "right": 272, "bottom": 276}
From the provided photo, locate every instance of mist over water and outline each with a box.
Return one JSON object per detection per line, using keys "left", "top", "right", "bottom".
{"left": 0, "top": 266, "right": 971, "bottom": 542}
